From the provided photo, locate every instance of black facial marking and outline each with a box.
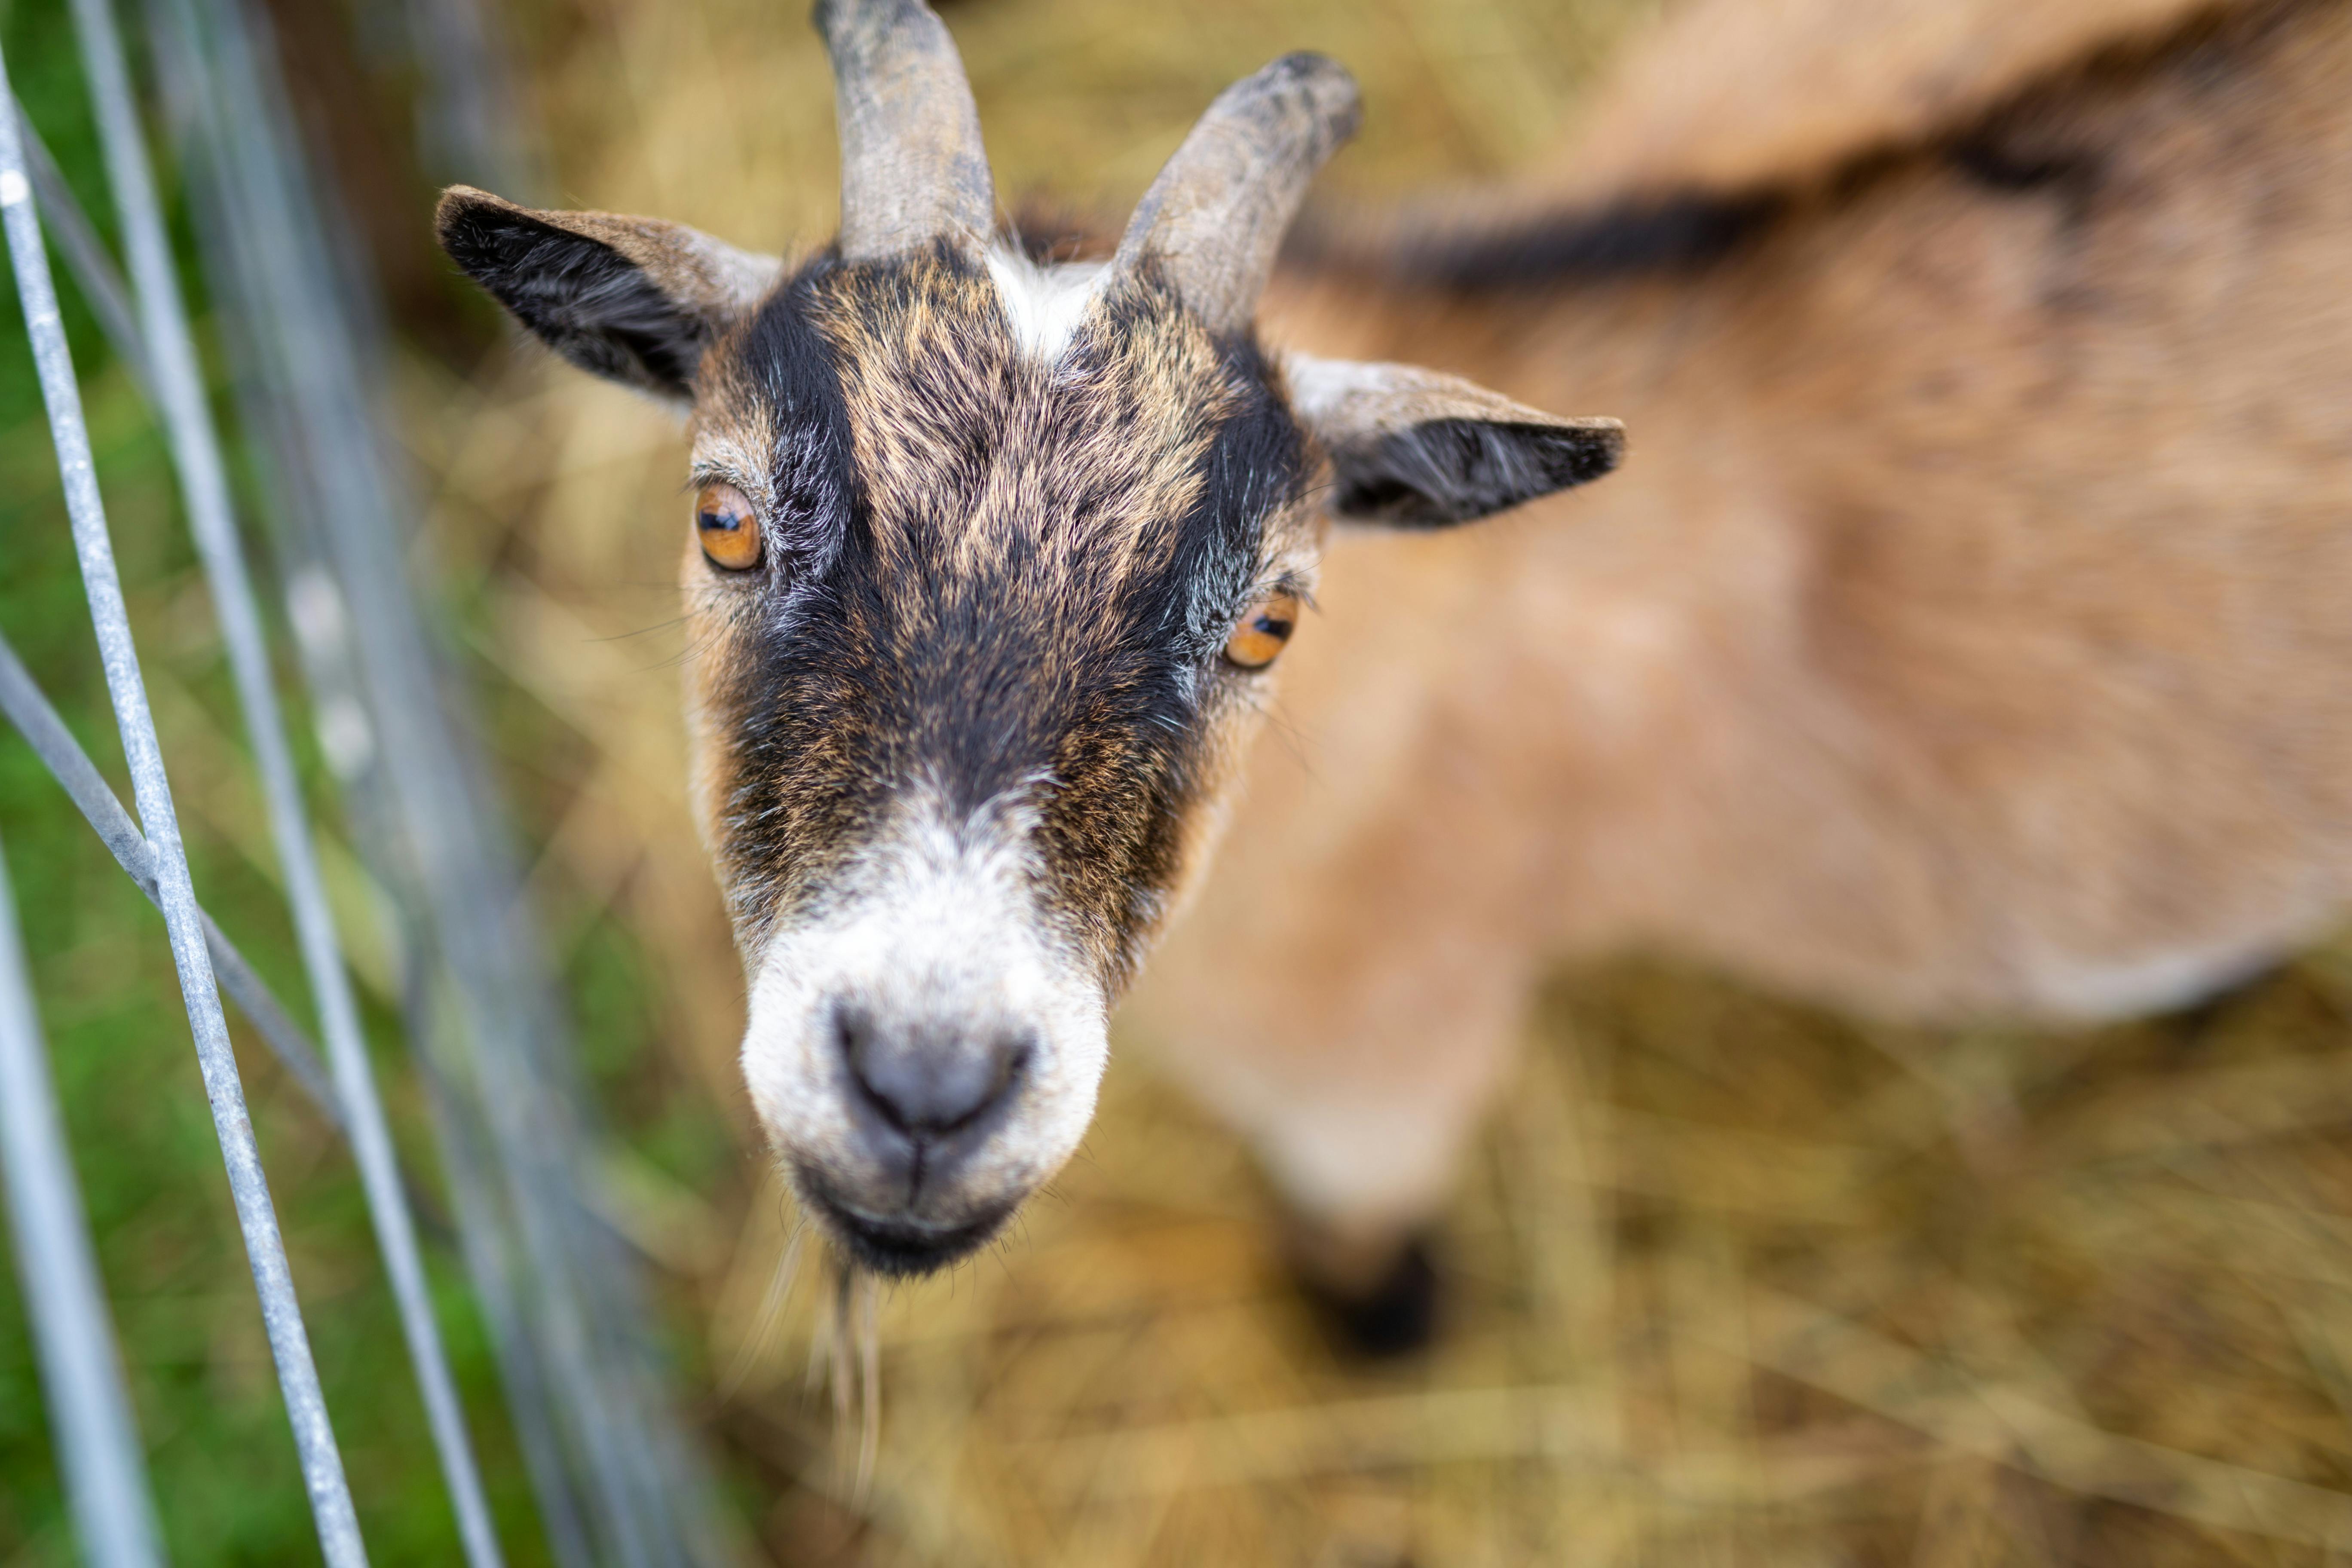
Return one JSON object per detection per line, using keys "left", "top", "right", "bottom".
{"left": 708, "top": 259, "right": 1306, "bottom": 980}
{"left": 736, "top": 259, "right": 863, "bottom": 568}
{"left": 1038, "top": 324, "right": 1306, "bottom": 970}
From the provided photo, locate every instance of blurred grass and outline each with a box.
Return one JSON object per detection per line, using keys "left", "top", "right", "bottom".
{"left": 9, "top": 0, "right": 2352, "bottom": 1565}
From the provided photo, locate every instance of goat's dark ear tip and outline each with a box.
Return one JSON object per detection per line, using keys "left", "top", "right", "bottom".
{"left": 1270, "top": 49, "right": 1348, "bottom": 82}
{"left": 433, "top": 185, "right": 518, "bottom": 262}
{"left": 1508, "top": 416, "right": 1627, "bottom": 491}
{"left": 435, "top": 184, "right": 489, "bottom": 226}
{"left": 1564, "top": 416, "right": 1626, "bottom": 479}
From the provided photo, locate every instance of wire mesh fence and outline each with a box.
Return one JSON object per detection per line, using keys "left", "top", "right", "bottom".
{"left": 0, "top": 0, "right": 729, "bottom": 1561}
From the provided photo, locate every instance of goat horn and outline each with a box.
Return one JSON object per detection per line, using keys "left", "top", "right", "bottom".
{"left": 815, "top": 0, "right": 995, "bottom": 260}
{"left": 1112, "top": 52, "right": 1360, "bottom": 334}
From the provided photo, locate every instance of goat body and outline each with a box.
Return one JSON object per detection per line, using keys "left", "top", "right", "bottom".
{"left": 1129, "top": 0, "right": 2352, "bottom": 1239}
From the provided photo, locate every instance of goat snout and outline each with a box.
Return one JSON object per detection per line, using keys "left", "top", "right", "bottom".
{"left": 790, "top": 1003, "right": 1041, "bottom": 1275}
{"left": 739, "top": 868, "right": 1109, "bottom": 1280}
{"left": 839, "top": 1005, "right": 1031, "bottom": 1141}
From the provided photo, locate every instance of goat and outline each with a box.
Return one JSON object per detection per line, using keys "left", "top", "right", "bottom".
{"left": 438, "top": 0, "right": 1616, "bottom": 1283}
{"left": 439, "top": 0, "right": 2352, "bottom": 1343}
{"left": 1125, "top": 0, "right": 2352, "bottom": 1341}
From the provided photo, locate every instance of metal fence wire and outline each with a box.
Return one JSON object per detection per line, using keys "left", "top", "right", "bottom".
{"left": 0, "top": 0, "right": 735, "bottom": 1562}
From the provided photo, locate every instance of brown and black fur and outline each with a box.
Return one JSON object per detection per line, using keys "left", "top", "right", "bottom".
{"left": 686, "top": 245, "right": 1312, "bottom": 982}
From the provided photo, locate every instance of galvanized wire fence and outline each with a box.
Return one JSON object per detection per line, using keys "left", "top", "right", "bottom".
{"left": 0, "top": 0, "right": 734, "bottom": 1561}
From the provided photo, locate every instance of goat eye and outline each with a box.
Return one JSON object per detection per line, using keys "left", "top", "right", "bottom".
{"left": 695, "top": 482, "right": 762, "bottom": 571}
{"left": 1223, "top": 592, "right": 1300, "bottom": 671}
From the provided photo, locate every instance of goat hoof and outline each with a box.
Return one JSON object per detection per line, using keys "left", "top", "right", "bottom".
{"left": 1293, "top": 1231, "right": 1442, "bottom": 1360}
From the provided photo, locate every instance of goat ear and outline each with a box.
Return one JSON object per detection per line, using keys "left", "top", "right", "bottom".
{"left": 1285, "top": 354, "right": 1623, "bottom": 527}
{"left": 435, "top": 186, "right": 778, "bottom": 402}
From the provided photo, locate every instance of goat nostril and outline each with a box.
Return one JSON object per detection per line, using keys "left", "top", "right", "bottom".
{"left": 991, "top": 1035, "right": 1032, "bottom": 1105}
{"left": 844, "top": 1019, "right": 1031, "bottom": 1136}
{"left": 832, "top": 1004, "right": 868, "bottom": 1058}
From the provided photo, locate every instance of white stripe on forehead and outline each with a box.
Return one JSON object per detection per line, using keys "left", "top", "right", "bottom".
{"left": 985, "top": 243, "right": 1108, "bottom": 362}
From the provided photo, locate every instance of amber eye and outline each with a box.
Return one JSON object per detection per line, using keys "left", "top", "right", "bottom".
{"left": 695, "top": 482, "right": 762, "bottom": 571}
{"left": 1223, "top": 591, "right": 1300, "bottom": 671}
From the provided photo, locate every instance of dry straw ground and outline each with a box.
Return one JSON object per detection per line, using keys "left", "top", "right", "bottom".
{"left": 404, "top": 0, "right": 2352, "bottom": 1560}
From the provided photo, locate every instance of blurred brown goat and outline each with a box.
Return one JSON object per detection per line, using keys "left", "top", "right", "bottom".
{"left": 1128, "top": 0, "right": 2352, "bottom": 1334}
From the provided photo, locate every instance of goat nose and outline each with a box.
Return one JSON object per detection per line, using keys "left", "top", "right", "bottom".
{"left": 838, "top": 1009, "right": 1029, "bottom": 1136}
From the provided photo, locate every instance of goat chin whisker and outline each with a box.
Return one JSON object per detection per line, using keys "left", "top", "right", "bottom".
{"left": 855, "top": 1274, "right": 882, "bottom": 1505}
{"left": 792, "top": 1243, "right": 890, "bottom": 1506}
{"left": 805, "top": 1253, "right": 841, "bottom": 1399}
{"left": 827, "top": 1265, "right": 856, "bottom": 1438}
{"left": 720, "top": 1219, "right": 809, "bottom": 1403}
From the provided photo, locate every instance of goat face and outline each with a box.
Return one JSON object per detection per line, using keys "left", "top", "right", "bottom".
{"left": 436, "top": 3, "right": 1620, "bottom": 1275}
{"left": 691, "top": 249, "right": 1318, "bottom": 1274}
